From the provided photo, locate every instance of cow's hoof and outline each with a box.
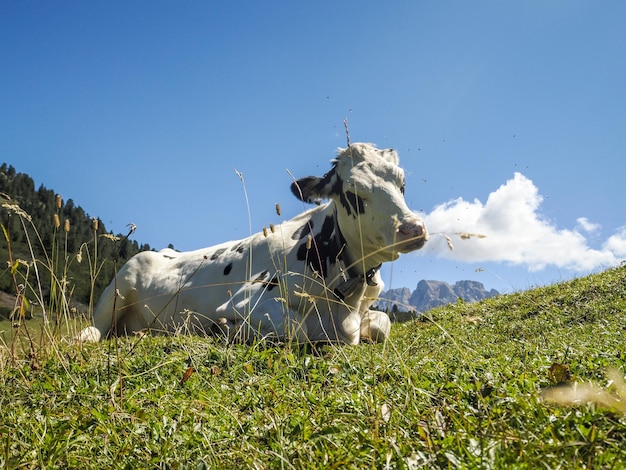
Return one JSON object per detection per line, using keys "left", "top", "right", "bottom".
{"left": 77, "top": 326, "right": 101, "bottom": 343}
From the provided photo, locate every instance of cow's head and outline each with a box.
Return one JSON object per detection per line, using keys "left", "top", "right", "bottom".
{"left": 291, "top": 143, "right": 428, "bottom": 268}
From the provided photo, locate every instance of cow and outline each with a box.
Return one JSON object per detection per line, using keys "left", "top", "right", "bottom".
{"left": 78, "top": 143, "right": 428, "bottom": 344}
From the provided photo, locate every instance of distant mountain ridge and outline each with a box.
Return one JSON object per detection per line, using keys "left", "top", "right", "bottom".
{"left": 376, "top": 280, "right": 499, "bottom": 316}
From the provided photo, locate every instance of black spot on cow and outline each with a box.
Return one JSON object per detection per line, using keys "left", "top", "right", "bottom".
{"left": 341, "top": 191, "right": 365, "bottom": 217}
{"left": 231, "top": 243, "right": 245, "bottom": 253}
{"left": 254, "top": 270, "right": 269, "bottom": 282}
{"left": 296, "top": 215, "right": 342, "bottom": 279}
{"left": 211, "top": 248, "right": 226, "bottom": 260}
{"left": 291, "top": 220, "right": 314, "bottom": 240}
{"left": 267, "top": 273, "right": 279, "bottom": 291}
{"left": 223, "top": 263, "right": 232, "bottom": 275}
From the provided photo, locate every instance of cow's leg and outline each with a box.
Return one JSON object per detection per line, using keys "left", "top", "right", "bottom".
{"left": 216, "top": 276, "right": 309, "bottom": 343}
{"left": 77, "top": 280, "right": 117, "bottom": 342}
{"left": 204, "top": 316, "right": 235, "bottom": 339}
{"left": 359, "top": 309, "right": 391, "bottom": 342}
{"left": 114, "top": 294, "right": 150, "bottom": 335}
{"left": 242, "top": 298, "right": 309, "bottom": 343}
{"left": 78, "top": 279, "right": 132, "bottom": 342}
{"left": 218, "top": 297, "right": 309, "bottom": 343}
{"left": 358, "top": 274, "right": 390, "bottom": 342}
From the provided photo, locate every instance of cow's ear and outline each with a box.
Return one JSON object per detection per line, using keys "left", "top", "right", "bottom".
{"left": 291, "top": 167, "right": 340, "bottom": 205}
{"left": 291, "top": 176, "right": 324, "bottom": 205}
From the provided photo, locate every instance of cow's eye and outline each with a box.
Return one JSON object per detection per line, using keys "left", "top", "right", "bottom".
{"left": 400, "top": 183, "right": 406, "bottom": 195}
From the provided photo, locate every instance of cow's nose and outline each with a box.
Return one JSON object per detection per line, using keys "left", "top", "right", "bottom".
{"left": 399, "top": 221, "right": 428, "bottom": 241}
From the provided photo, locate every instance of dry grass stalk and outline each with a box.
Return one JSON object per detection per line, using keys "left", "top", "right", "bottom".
{"left": 432, "top": 231, "right": 488, "bottom": 251}
{"left": 2, "top": 203, "right": 31, "bottom": 222}
{"left": 444, "top": 235, "right": 454, "bottom": 251}
{"left": 101, "top": 234, "right": 120, "bottom": 242}
{"left": 458, "top": 232, "right": 487, "bottom": 240}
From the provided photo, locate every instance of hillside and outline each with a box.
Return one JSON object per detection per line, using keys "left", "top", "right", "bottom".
{"left": 1, "top": 264, "right": 625, "bottom": 467}
{"left": 0, "top": 163, "right": 152, "bottom": 315}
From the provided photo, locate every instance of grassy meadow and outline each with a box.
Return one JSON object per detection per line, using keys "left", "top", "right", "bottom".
{"left": 2, "top": 174, "right": 626, "bottom": 468}
{"left": 1, "top": 264, "right": 626, "bottom": 469}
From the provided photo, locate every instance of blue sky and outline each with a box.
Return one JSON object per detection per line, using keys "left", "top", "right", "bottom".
{"left": 2, "top": 1, "right": 625, "bottom": 293}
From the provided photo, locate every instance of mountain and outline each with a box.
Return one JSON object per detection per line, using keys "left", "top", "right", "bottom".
{"left": 376, "top": 280, "right": 499, "bottom": 320}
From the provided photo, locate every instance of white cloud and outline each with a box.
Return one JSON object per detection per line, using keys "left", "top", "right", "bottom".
{"left": 603, "top": 227, "right": 626, "bottom": 258}
{"left": 422, "top": 172, "right": 626, "bottom": 272}
{"left": 576, "top": 217, "right": 601, "bottom": 233}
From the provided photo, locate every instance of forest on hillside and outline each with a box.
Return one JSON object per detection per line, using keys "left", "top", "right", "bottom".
{"left": 0, "top": 163, "right": 152, "bottom": 317}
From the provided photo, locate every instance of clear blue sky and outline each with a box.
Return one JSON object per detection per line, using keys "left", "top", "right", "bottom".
{"left": 2, "top": 1, "right": 625, "bottom": 293}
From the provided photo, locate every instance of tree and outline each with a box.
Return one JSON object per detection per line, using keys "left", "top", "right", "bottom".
{"left": 0, "top": 163, "right": 152, "bottom": 308}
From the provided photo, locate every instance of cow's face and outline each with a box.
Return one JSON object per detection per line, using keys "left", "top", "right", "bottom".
{"left": 291, "top": 143, "right": 428, "bottom": 263}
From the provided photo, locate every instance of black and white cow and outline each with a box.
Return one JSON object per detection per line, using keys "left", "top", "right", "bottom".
{"left": 79, "top": 143, "right": 428, "bottom": 344}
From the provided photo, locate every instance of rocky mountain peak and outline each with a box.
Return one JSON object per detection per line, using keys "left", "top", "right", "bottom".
{"left": 376, "top": 280, "right": 499, "bottom": 319}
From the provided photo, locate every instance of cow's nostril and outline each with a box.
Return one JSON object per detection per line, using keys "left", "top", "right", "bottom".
{"left": 399, "top": 222, "right": 423, "bottom": 236}
{"left": 398, "top": 222, "right": 429, "bottom": 245}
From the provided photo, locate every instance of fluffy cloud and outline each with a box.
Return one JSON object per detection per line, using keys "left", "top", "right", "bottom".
{"left": 576, "top": 217, "right": 601, "bottom": 233}
{"left": 422, "top": 172, "right": 625, "bottom": 272}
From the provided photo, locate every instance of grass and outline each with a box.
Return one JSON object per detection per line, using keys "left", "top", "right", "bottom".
{"left": 1, "top": 264, "right": 625, "bottom": 469}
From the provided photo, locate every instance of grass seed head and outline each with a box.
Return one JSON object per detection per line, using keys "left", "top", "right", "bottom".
{"left": 92, "top": 217, "right": 99, "bottom": 231}
{"left": 64, "top": 219, "right": 70, "bottom": 233}
{"left": 294, "top": 289, "right": 315, "bottom": 303}
{"left": 306, "top": 234, "right": 312, "bottom": 250}
{"left": 270, "top": 223, "right": 275, "bottom": 233}
{"left": 55, "top": 194, "right": 62, "bottom": 209}
{"left": 459, "top": 232, "right": 487, "bottom": 240}
{"left": 445, "top": 235, "right": 454, "bottom": 251}
{"left": 2, "top": 203, "right": 32, "bottom": 221}
{"left": 275, "top": 203, "right": 281, "bottom": 216}
{"left": 263, "top": 226, "right": 268, "bottom": 237}
{"left": 101, "top": 233, "right": 120, "bottom": 242}
{"left": 53, "top": 214, "right": 60, "bottom": 229}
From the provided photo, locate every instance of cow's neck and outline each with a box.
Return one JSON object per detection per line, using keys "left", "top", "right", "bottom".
{"left": 332, "top": 207, "right": 381, "bottom": 298}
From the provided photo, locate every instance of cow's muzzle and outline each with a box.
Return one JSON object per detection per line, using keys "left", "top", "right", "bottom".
{"left": 396, "top": 220, "right": 428, "bottom": 252}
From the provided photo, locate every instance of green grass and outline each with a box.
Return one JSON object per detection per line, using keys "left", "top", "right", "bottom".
{"left": 1, "top": 265, "right": 625, "bottom": 469}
